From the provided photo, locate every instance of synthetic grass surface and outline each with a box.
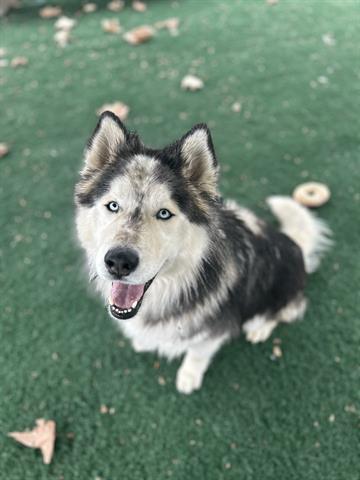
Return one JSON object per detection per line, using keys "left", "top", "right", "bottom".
{"left": 0, "top": 0, "right": 359, "bottom": 478}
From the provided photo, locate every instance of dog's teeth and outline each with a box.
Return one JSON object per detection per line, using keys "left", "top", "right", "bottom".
{"left": 132, "top": 301, "right": 138, "bottom": 309}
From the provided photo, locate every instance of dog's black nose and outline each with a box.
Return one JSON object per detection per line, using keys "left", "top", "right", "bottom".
{"left": 104, "top": 247, "right": 139, "bottom": 278}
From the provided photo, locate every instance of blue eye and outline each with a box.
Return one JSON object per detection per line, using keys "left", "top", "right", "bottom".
{"left": 106, "top": 201, "right": 119, "bottom": 213}
{"left": 156, "top": 208, "right": 173, "bottom": 220}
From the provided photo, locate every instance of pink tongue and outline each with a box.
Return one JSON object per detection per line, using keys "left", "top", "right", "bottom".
{"left": 111, "top": 282, "right": 145, "bottom": 309}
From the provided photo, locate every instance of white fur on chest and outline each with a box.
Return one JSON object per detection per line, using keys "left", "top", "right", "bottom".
{"left": 117, "top": 314, "right": 208, "bottom": 359}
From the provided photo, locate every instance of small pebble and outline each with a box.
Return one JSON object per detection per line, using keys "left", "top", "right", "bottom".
{"left": 54, "top": 30, "right": 71, "bottom": 48}
{"left": 231, "top": 101, "right": 242, "bottom": 113}
{"left": 328, "top": 414, "right": 335, "bottom": 423}
{"left": 181, "top": 74, "right": 204, "bottom": 91}
{"left": 101, "top": 19, "right": 121, "bottom": 34}
{"left": 0, "top": 143, "right": 9, "bottom": 158}
{"left": 54, "top": 16, "right": 77, "bottom": 31}
{"left": 272, "top": 345, "right": 282, "bottom": 358}
{"left": 322, "top": 33, "right": 336, "bottom": 46}
{"left": 83, "top": 3, "right": 97, "bottom": 13}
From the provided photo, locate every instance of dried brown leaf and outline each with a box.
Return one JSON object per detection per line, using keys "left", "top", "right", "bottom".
{"left": 10, "top": 56, "right": 28, "bottom": 67}
{"left": 107, "top": 0, "right": 124, "bottom": 12}
{"left": 8, "top": 419, "right": 56, "bottom": 464}
{"left": 96, "top": 101, "right": 129, "bottom": 120}
{"left": 39, "top": 5, "right": 62, "bottom": 18}
{"left": 132, "top": 1, "right": 147, "bottom": 12}
{"left": 123, "top": 25, "right": 154, "bottom": 45}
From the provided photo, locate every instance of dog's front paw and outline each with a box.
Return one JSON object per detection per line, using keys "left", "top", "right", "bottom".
{"left": 176, "top": 366, "right": 203, "bottom": 395}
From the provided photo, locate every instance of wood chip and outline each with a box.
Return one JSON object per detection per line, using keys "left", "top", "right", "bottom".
{"left": 54, "top": 30, "right": 71, "bottom": 48}
{"left": 0, "top": 143, "right": 10, "bottom": 158}
{"left": 83, "top": 3, "right": 97, "bottom": 13}
{"left": 54, "top": 16, "right": 77, "bottom": 31}
{"left": 101, "top": 19, "right": 121, "bottom": 34}
{"left": 8, "top": 419, "right": 56, "bottom": 464}
{"left": 96, "top": 101, "right": 129, "bottom": 120}
{"left": 132, "top": 1, "right": 147, "bottom": 12}
{"left": 181, "top": 74, "right": 204, "bottom": 91}
{"left": 107, "top": 0, "right": 124, "bottom": 12}
{"left": 39, "top": 6, "right": 62, "bottom": 18}
{"left": 123, "top": 25, "right": 154, "bottom": 45}
{"left": 10, "top": 56, "right": 28, "bottom": 67}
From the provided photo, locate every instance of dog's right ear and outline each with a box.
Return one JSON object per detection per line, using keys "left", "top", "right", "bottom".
{"left": 83, "top": 112, "right": 127, "bottom": 171}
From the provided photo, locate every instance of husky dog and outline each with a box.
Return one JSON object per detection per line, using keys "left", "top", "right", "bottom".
{"left": 75, "top": 112, "right": 332, "bottom": 394}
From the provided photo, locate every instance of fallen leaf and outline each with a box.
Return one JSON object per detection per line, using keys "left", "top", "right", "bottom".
{"left": 96, "top": 101, "right": 129, "bottom": 120}
{"left": 101, "top": 19, "right": 121, "bottom": 34}
{"left": 181, "top": 74, "right": 204, "bottom": 91}
{"left": 11, "top": 56, "right": 28, "bottom": 67}
{"left": 132, "top": 1, "right": 147, "bottom": 12}
{"left": 83, "top": 3, "right": 97, "bottom": 13}
{"left": 54, "top": 30, "right": 71, "bottom": 48}
{"left": 107, "top": 0, "right": 124, "bottom": 12}
{"left": 9, "top": 419, "right": 56, "bottom": 465}
{"left": 54, "top": 16, "right": 77, "bottom": 31}
{"left": 154, "top": 17, "right": 179, "bottom": 35}
{"left": 0, "top": 143, "right": 10, "bottom": 158}
{"left": 39, "top": 6, "right": 62, "bottom": 18}
{"left": 123, "top": 25, "right": 154, "bottom": 45}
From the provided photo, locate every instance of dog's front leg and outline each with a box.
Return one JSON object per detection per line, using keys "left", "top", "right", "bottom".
{"left": 176, "top": 334, "right": 228, "bottom": 394}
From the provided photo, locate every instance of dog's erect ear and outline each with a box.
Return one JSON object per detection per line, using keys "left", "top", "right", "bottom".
{"left": 84, "top": 111, "right": 127, "bottom": 170}
{"left": 179, "top": 124, "right": 218, "bottom": 194}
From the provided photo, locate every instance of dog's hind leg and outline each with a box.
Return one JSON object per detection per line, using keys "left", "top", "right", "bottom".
{"left": 176, "top": 334, "right": 229, "bottom": 394}
{"left": 243, "top": 296, "right": 308, "bottom": 344}
{"left": 243, "top": 315, "right": 278, "bottom": 344}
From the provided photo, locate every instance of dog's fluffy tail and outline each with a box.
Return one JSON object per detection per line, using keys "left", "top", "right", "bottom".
{"left": 266, "top": 196, "right": 332, "bottom": 274}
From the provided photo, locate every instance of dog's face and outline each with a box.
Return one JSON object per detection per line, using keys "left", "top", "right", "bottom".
{"left": 75, "top": 112, "right": 219, "bottom": 320}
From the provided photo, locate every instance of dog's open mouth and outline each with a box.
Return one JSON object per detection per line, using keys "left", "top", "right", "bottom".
{"left": 108, "top": 278, "right": 154, "bottom": 320}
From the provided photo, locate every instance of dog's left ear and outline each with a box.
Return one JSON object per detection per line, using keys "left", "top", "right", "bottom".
{"left": 179, "top": 124, "right": 218, "bottom": 194}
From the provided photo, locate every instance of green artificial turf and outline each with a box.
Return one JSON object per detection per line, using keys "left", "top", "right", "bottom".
{"left": 1, "top": 0, "right": 360, "bottom": 478}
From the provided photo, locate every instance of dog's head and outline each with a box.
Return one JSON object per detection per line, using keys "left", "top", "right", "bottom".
{"left": 75, "top": 112, "right": 220, "bottom": 320}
